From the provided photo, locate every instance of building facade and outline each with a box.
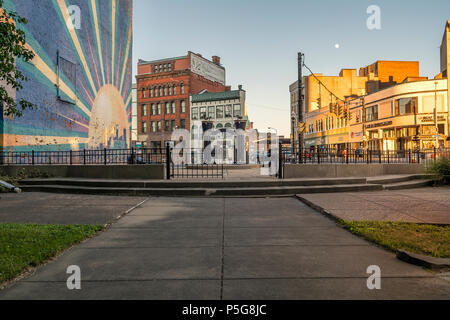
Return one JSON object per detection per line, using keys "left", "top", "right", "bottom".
{"left": 304, "top": 78, "right": 449, "bottom": 151}
{"left": 136, "top": 52, "right": 230, "bottom": 149}
{"left": 0, "top": 0, "right": 133, "bottom": 152}
{"left": 190, "top": 86, "right": 250, "bottom": 130}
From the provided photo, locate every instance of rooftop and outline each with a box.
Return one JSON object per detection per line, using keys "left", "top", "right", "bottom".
{"left": 138, "top": 56, "right": 188, "bottom": 65}
{"left": 192, "top": 90, "right": 243, "bottom": 103}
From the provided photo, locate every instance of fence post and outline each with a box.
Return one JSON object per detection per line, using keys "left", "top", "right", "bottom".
{"left": 32, "top": 150, "right": 35, "bottom": 166}
{"left": 317, "top": 146, "right": 320, "bottom": 164}
{"left": 379, "top": 150, "right": 382, "bottom": 164}
{"left": 278, "top": 142, "right": 283, "bottom": 179}
{"left": 104, "top": 148, "right": 107, "bottom": 166}
{"left": 131, "top": 147, "right": 135, "bottom": 165}
{"left": 83, "top": 149, "right": 86, "bottom": 165}
{"left": 69, "top": 150, "right": 73, "bottom": 165}
{"left": 434, "top": 147, "right": 437, "bottom": 164}
{"left": 346, "top": 146, "right": 349, "bottom": 164}
{"left": 166, "top": 143, "right": 171, "bottom": 180}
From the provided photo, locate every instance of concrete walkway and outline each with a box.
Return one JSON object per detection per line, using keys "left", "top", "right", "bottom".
{"left": 0, "top": 197, "right": 448, "bottom": 300}
{"left": 300, "top": 187, "right": 450, "bottom": 224}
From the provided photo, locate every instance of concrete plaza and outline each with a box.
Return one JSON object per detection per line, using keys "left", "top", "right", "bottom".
{"left": 0, "top": 193, "right": 449, "bottom": 300}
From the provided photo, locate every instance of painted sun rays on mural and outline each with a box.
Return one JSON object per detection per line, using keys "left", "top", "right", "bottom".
{"left": 3, "top": 0, "right": 132, "bottom": 151}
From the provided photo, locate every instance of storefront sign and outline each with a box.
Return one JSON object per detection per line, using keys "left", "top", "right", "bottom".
{"left": 419, "top": 116, "right": 446, "bottom": 123}
{"left": 366, "top": 121, "right": 393, "bottom": 129}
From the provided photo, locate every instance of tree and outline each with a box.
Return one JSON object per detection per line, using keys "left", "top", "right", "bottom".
{"left": 0, "top": 0, "right": 35, "bottom": 118}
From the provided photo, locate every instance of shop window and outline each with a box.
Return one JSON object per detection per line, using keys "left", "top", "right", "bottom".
{"left": 180, "top": 119, "right": 186, "bottom": 129}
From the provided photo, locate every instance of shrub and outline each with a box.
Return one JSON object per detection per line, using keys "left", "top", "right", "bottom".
{"left": 427, "top": 157, "right": 450, "bottom": 184}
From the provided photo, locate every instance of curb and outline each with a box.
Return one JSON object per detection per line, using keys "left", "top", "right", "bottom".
{"left": 295, "top": 195, "right": 342, "bottom": 223}
{"left": 396, "top": 250, "right": 450, "bottom": 271}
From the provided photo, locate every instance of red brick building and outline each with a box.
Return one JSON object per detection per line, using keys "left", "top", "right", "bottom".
{"left": 136, "top": 51, "right": 230, "bottom": 148}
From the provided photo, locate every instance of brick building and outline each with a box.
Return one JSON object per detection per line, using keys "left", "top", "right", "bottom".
{"left": 136, "top": 51, "right": 230, "bottom": 149}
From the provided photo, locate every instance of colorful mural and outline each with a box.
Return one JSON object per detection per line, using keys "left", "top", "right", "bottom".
{"left": 0, "top": 0, "right": 133, "bottom": 151}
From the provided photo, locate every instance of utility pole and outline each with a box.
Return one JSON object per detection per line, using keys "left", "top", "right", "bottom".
{"left": 298, "top": 52, "right": 304, "bottom": 162}
{"left": 435, "top": 81, "right": 439, "bottom": 148}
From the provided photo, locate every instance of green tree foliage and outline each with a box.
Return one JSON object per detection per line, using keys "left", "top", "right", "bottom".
{"left": 0, "top": 0, "right": 35, "bottom": 117}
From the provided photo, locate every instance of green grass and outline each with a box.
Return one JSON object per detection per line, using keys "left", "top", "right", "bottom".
{"left": 339, "top": 221, "right": 450, "bottom": 258}
{"left": 0, "top": 224, "right": 104, "bottom": 284}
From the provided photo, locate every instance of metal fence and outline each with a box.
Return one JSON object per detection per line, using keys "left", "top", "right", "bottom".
{"left": 281, "top": 147, "right": 450, "bottom": 166}
{"left": 0, "top": 148, "right": 167, "bottom": 165}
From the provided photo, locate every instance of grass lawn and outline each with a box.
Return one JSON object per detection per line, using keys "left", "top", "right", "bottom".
{"left": 339, "top": 221, "right": 450, "bottom": 258}
{"left": 0, "top": 224, "right": 104, "bottom": 285}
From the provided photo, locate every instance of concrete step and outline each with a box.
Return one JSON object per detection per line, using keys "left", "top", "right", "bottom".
{"left": 20, "top": 177, "right": 368, "bottom": 188}
{"left": 368, "top": 174, "right": 432, "bottom": 185}
{"left": 20, "top": 183, "right": 384, "bottom": 197}
{"left": 383, "top": 179, "right": 434, "bottom": 191}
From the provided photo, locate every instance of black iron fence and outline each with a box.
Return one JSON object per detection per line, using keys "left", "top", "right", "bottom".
{"left": 281, "top": 147, "right": 450, "bottom": 165}
{"left": 0, "top": 148, "right": 167, "bottom": 165}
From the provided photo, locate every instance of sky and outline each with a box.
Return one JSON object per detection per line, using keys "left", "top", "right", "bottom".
{"left": 133, "top": 0, "right": 450, "bottom": 137}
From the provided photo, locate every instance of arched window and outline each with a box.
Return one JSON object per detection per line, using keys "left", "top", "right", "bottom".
{"left": 180, "top": 83, "right": 185, "bottom": 95}
{"left": 142, "top": 88, "right": 146, "bottom": 98}
{"left": 225, "top": 123, "right": 232, "bottom": 128}
{"left": 173, "top": 84, "right": 177, "bottom": 96}
{"left": 216, "top": 124, "right": 223, "bottom": 129}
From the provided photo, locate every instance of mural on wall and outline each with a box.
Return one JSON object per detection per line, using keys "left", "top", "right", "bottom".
{"left": 0, "top": 0, "right": 133, "bottom": 151}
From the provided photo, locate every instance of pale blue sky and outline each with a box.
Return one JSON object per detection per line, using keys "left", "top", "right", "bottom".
{"left": 133, "top": 0, "right": 450, "bottom": 136}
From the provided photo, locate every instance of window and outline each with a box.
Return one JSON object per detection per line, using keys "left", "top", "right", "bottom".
{"left": 159, "top": 87, "right": 163, "bottom": 96}
{"left": 200, "top": 107, "right": 207, "bottom": 119}
{"left": 157, "top": 103, "right": 161, "bottom": 115}
{"left": 150, "top": 88, "right": 153, "bottom": 98}
{"left": 141, "top": 105, "right": 147, "bottom": 117}
{"left": 233, "top": 104, "right": 241, "bottom": 117}
{"left": 216, "top": 106, "right": 224, "bottom": 119}
{"left": 154, "top": 87, "right": 158, "bottom": 97}
{"left": 157, "top": 121, "right": 162, "bottom": 132}
{"left": 172, "top": 102, "right": 176, "bottom": 114}
{"left": 395, "top": 97, "right": 417, "bottom": 115}
{"left": 169, "top": 86, "right": 172, "bottom": 96}
{"left": 181, "top": 83, "right": 185, "bottom": 95}
{"left": 142, "top": 122, "right": 147, "bottom": 134}
{"left": 142, "top": 88, "right": 146, "bottom": 98}
{"left": 172, "top": 120, "right": 176, "bottom": 131}
{"left": 159, "top": 64, "right": 162, "bottom": 72}
{"left": 151, "top": 122, "right": 156, "bottom": 132}
{"left": 192, "top": 107, "right": 199, "bottom": 120}
{"left": 208, "top": 106, "right": 215, "bottom": 119}
{"left": 168, "top": 63, "right": 172, "bottom": 72}
{"left": 365, "top": 105, "right": 378, "bottom": 122}
{"left": 154, "top": 65, "right": 158, "bottom": 73}
{"left": 180, "top": 119, "right": 186, "bottom": 129}
{"left": 165, "top": 103, "right": 170, "bottom": 114}
{"left": 164, "top": 87, "right": 168, "bottom": 96}
{"left": 151, "top": 104, "right": 156, "bottom": 115}
{"left": 165, "top": 120, "right": 170, "bottom": 132}
{"left": 216, "top": 123, "right": 223, "bottom": 129}
{"left": 163, "top": 64, "right": 167, "bottom": 72}
{"left": 181, "top": 100, "right": 186, "bottom": 113}
{"left": 173, "top": 85, "right": 177, "bottom": 96}
{"left": 225, "top": 105, "right": 232, "bottom": 118}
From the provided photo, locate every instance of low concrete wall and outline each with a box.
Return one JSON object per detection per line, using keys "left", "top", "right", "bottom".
{"left": 0, "top": 165, "right": 165, "bottom": 180}
{"left": 284, "top": 164, "right": 425, "bottom": 178}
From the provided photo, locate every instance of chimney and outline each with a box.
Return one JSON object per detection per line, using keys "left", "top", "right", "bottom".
{"left": 212, "top": 56, "right": 221, "bottom": 65}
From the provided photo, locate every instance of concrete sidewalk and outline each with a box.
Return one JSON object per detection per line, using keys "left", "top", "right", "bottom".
{"left": 299, "top": 187, "right": 450, "bottom": 224}
{"left": 0, "top": 197, "right": 448, "bottom": 300}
